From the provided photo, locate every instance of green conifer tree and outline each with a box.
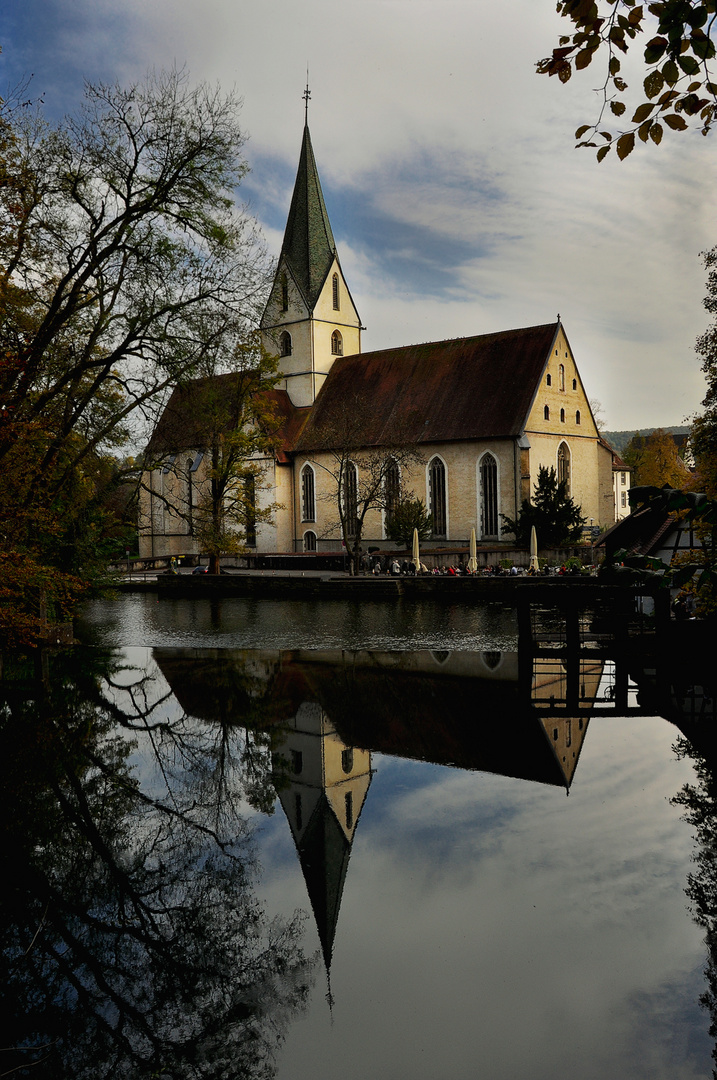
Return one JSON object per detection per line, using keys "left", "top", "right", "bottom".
{"left": 501, "top": 466, "right": 586, "bottom": 548}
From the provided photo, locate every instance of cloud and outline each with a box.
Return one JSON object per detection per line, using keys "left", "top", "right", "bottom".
{"left": 3, "top": 0, "right": 716, "bottom": 428}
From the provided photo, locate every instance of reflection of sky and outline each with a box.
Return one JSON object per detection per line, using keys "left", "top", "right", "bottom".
{"left": 260, "top": 718, "right": 710, "bottom": 1080}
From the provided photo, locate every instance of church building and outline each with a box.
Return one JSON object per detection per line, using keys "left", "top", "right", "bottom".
{"left": 138, "top": 121, "right": 614, "bottom": 560}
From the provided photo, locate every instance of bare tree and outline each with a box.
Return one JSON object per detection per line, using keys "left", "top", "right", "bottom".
{"left": 0, "top": 69, "right": 271, "bottom": 629}
{"left": 308, "top": 395, "right": 423, "bottom": 574}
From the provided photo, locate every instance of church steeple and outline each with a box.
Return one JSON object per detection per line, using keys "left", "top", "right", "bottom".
{"left": 280, "top": 125, "right": 337, "bottom": 311}
{"left": 260, "top": 117, "right": 362, "bottom": 407}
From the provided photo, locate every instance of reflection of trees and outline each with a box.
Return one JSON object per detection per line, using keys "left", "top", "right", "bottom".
{"left": 0, "top": 649, "right": 315, "bottom": 1079}
{"left": 672, "top": 736, "right": 717, "bottom": 1078}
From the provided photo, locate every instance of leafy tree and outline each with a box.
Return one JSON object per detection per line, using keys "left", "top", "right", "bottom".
{"left": 623, "top": 427, "right": 693, "bottom": 488}
{"left": 0, "top": 646, "right": 315, "bottom": 1078}
{"left": 501, "top": 465, "right": 586, "bottom": 547}
{"left": 385, "top": 497, "right": 433, "bottom": 550}
{"left": 0, "top": 69, "right": 269, "bottom": 634}
{"left": 694, "top": 246, "right": 717, "bottom": 499}
{"left": 672, "top": 736, "right": 717, "bottom": 1073}
{"left": 141, "top": 335, "right": 282, "bottom": 574}
{"left": 538, "top": 0, "right": 717, "bottom": 159}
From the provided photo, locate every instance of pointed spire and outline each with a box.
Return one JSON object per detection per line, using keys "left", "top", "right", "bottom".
{"left": 296, "top": 794, "right": 351, "bottom": 973}
{"left": 280, "top": 124, "right": 337, "bottom": 310}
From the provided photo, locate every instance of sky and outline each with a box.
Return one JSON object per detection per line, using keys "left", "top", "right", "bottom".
{"left": 2, "top": 0, "right": 716, "bottom": 431}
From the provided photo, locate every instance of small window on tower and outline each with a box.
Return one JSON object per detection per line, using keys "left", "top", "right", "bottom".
{"left": 279, "top": 331, "right": 292, "bottom": 357}
{"left": 331, "top": 330, "right": 343, "bottom": 355}
{"left": 544, "top": 405, "right": 550, "bottom": 420}
{"left": 576, "top": 410, "right": 581, "bottom": 425}
{"left": 546, "top": 373, "right": 552, "bottom": 386}
{"left": 332, "top": 273, "right": 340, "bottom": 310}
{"left": 280, "top": 273, "right": 288, "bottom": 312}
{"left": 560, "top": 408, "right": 566, "bottom": 423}
{"left": 572, "top": 378, "right": 577, "bottom": 390}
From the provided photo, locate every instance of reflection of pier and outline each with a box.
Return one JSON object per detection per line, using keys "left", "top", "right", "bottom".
{"left": 517, "top": 588, "right": 645, "bottom": 715}
{"left": 516, "top": 590, "right": 716, "bottom": 729}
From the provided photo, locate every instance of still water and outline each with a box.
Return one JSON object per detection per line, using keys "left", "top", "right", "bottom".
{"left": 2, "top": 596, "right": 715, "bottom": 1078}
{"left": 76, "top": 593, "right": 520, "bottom": 650}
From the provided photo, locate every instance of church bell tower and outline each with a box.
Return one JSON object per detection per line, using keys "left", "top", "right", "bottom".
{"left": 260, "top": 102, "right": 362, "bottom": 407}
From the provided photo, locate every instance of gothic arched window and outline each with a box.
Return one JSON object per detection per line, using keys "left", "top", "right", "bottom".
{"left": 342, "top": 462, "right": 359, "bottom": 536}
{"left": 480, "top": 453, "right": 499, "bottom": 539}
{"left": 559, "top": 364, "right": 565, "bottom": 391}
{"left": 560, "top": 408, "right": 566, "bottom": 423}
{"left": 279, "top": 330, "right": 292, "bottom": 357}
{"left": 544, "top": 405, "right": 550, "bottom": 421}
{"left": 429, "top": 457, "right": 447, "bottom": 538}
{"left": 303, "top": 530, "right": 317, "bottom": 552}
{"left": 301, "top": 463, "right": 315, "bottom": 522}
{"left": 332, "top": 273, "right": 340, "bottom": 310}
{"left": 384, "top": 459, "right": 400, "bottom": 530}
{"left": 186, "top": 458, "right": 194, "bottom": 535}
{"left": 244, "top": 473, "right": 256, "bottom": 546}
{"left": 576, "top": 410, "right": 581, "bottom": 425}
{"left": 331, "top": 329, "right": 343, "bottom": 355}
{"left": 558, "top": 442, "right": 570, "bottom": 493}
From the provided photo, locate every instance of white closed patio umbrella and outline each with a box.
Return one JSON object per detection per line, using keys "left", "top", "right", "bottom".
{"left": 530, "top": 525, "right": 540, "bottom": 573}
{"left": 468, "top": 527, "right": 478, "bottom": 573}
{"left": 412, "top": 527, "right": 420, "bottom": 573}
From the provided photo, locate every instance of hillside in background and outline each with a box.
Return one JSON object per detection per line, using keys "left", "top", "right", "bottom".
{"left": 602, "top": 426, "right": 691, "bottom": 456}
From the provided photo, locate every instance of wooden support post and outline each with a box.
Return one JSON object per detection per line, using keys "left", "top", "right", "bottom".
{"left": 565, "top": 604, "right": 581, "bottom": 713}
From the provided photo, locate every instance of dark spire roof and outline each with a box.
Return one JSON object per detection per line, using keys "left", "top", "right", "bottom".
{"left": 296, "top": 794, "right": 352, "bottom": 972}
{"left": 280, "top": 125, "right": 337, "bottom": 309}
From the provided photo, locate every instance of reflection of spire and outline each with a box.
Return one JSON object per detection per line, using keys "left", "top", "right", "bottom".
{"left": 532, "top": 657, "right": 603, "bottom": 787}
{"left": 274, "top": 702, "right": 371, "bottom": 979}
{"left": 296, "top": 788, "right": 352, "bottom": 971}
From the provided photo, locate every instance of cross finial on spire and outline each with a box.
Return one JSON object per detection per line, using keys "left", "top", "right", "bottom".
{"left": 303, "top": 73, "right": 311, "bottom": 124}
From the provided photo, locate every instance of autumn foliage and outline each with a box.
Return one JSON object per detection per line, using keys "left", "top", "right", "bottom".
{"left": 538, "top": 1, "right": 717, "bottom": 158}
{"left": 0, "top": 71, "right": 268, "bottom": 643}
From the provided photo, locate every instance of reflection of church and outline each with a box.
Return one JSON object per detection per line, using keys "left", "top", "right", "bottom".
{"left": 152, "top": 646, "right": 604, "bottom": 981}
{"left": 532, "top": 657, "right": 601, "bottom": 786}
{"left": 272, "top": 702, "right": 371, "bottom": 973}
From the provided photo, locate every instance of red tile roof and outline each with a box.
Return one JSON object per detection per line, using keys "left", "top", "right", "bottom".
{"left": 262, "top": 389, "right": 312, "bottom": 462}
{"left": 146, "top": 375, "right": 308, "bottom": 461}
{"left": 608, "top": 446, "right": 631, "bottom": 471}
{"left": 294, "top": 322, "right": 560, "bottom": 452}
